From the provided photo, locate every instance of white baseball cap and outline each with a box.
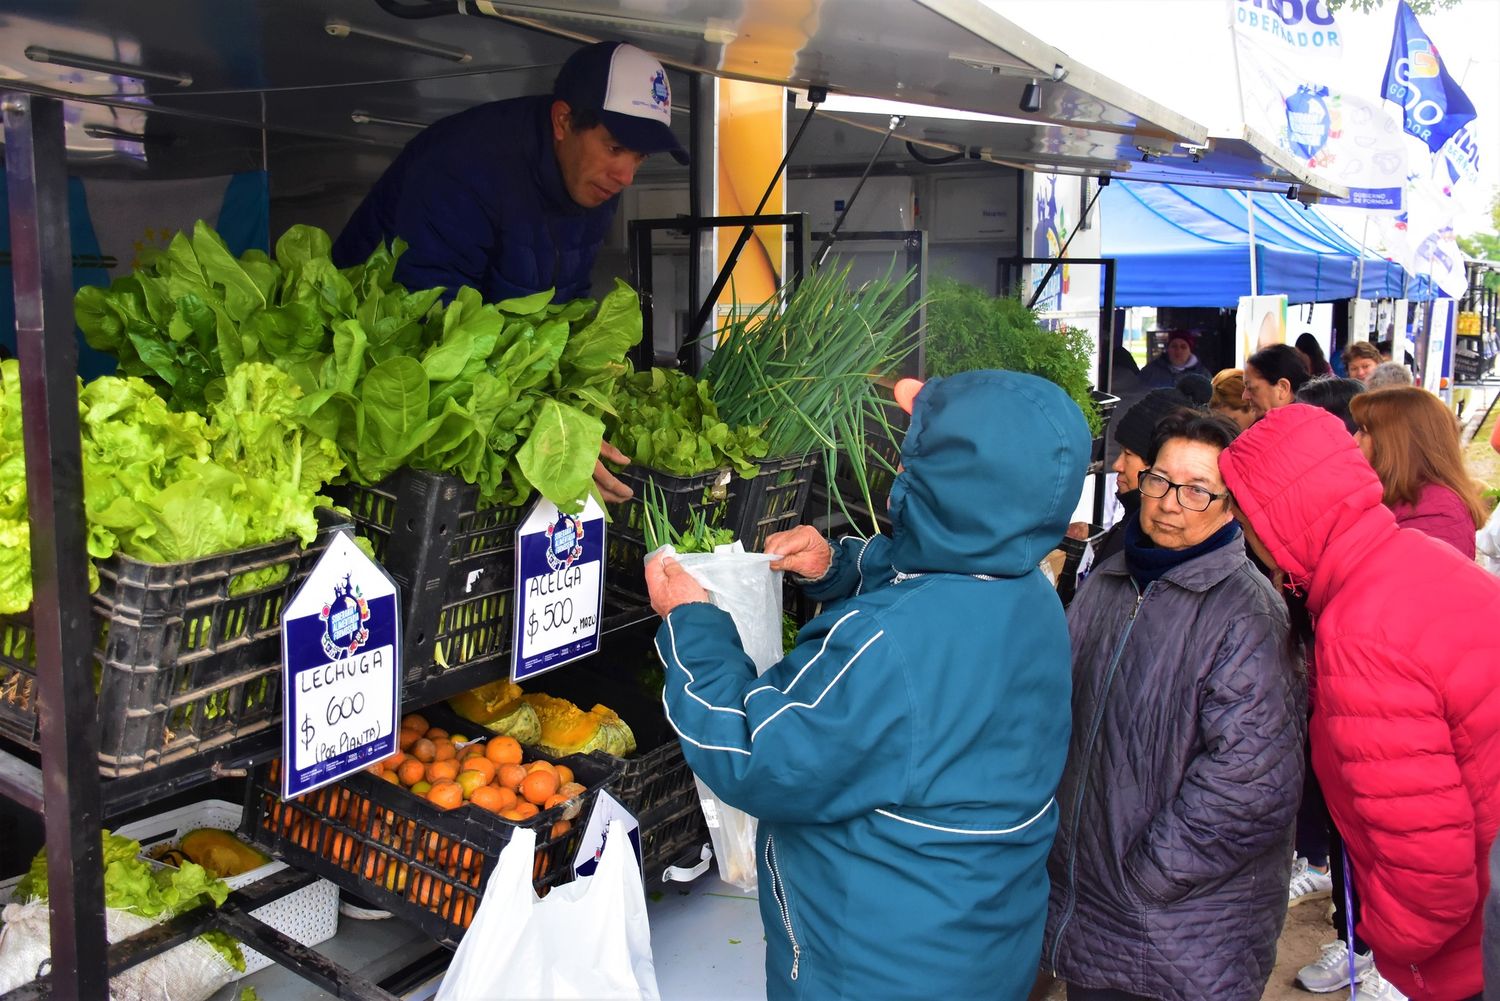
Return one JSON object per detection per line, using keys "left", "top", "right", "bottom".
{"left": 553, "top": 41, "right": 688, "bottom": 164}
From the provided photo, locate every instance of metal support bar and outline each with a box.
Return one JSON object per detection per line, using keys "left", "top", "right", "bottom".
{"left": 1026, "top": 183, "right": 1104, "bottom": 310}
{"left": 3, "top": 92, "right": 108, "bottom": 1000}
{"left": 687, "top": 91, "right": 823, "bottom": 338}
{"left": 629, "top": 214, "right": 807, "bottom": 376}
{"left": 0, "top": 747, "right": 44, "bottom": 813}
{"left": 215, "top": 909, "right": 402, "bottom": 1000}
{"left": 812, "top": 115, "right": 904, "bottom": 270}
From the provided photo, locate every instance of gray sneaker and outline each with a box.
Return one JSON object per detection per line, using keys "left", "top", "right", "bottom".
{"left": 1296, "top": 940, "right": 1374, "bottom": 993}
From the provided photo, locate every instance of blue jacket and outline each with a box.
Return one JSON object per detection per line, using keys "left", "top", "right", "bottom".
{"left": 331, "top": 96, "right": 615, "bottom": 303}
{"left": 658, "top": 371, "right": 1091, "bottom": 1000}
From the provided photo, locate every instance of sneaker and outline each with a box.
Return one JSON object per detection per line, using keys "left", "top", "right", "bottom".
{"left": 1354, "top": 967, "right": 1409, "bottom": 1001}
{"left": 1296, "top": 940, "right": 1374, "bottom": 993}
{"left": 1289, "top": 855, "right": 1334, "bottom": 905}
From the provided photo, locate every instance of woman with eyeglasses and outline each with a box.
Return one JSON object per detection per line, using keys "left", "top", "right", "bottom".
{"left": 1045, "top": 411, "right": 1303, "bottom": 1001}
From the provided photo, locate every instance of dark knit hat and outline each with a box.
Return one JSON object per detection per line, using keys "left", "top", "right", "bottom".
{"left": 1115, "top": 388, "right": 1192, "bottom": 456}
{"left": 1175, "top": 373, "right": 1213, "bottom": 408}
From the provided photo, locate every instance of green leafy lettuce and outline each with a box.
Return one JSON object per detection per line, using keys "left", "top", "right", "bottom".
{"left": 17, "top": 830, "right": 245, "bottom": 973}
{"left": 75, "top": 222, "right": 643, "bottom": 513}
{"left": 605, "top": 368, "right": 768, "bottom": 477}
{"left": 0, "top": 358, "right": 339, "bottom": 613}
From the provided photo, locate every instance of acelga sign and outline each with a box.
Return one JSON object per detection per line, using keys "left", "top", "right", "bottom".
{"left": 1234, "top": 0, "right": 1343, "bottom": 58}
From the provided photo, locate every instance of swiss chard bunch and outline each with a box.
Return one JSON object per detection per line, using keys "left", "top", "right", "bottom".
{"left": 75, "top": 222, "right": 642, "bottom": 513}
{"left": 606, "top": 367, "right": 768, "bottom": 478}
{"left": 297, "top": 279, "right": 641, "bottom": 512}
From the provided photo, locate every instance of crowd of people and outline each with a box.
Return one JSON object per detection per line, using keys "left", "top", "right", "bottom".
{"left": 643, "top": 333, "right": 1499, "bottom": 1001}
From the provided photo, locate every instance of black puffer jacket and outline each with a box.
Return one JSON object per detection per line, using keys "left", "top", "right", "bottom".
{"left": 1044, "top": 536, "right": 1304, "bottom": 1001}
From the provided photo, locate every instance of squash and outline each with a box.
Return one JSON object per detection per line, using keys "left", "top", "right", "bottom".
{"left": 518, "top": 694, "right": 636, "bottom": 758}
{"left": 448, "top": 679, "right": 525, "bottom": 725}
{"left": 179, "top": 828, "right": 270, "bottom": 877}
{"left": 482, "top": 700, "right": 543, "bottom": 746}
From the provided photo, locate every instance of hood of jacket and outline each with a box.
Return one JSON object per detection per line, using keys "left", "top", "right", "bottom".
{"left": 1218, "top": 403, "right": 1395, "bottom": 614}
{"left": 889, "top": 370, "right": 1090, "bottom": 577}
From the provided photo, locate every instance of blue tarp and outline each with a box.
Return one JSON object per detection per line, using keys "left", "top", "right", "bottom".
{"left": 1102, "top": 181, "right": 1411, "bottom": 307}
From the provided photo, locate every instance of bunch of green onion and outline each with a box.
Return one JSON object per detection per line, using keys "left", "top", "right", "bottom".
{"left": 641, "top": 480, "right": 734, "bottom": 555}
{"left": 703, "top": 259, "right": 921, "bottom": 534}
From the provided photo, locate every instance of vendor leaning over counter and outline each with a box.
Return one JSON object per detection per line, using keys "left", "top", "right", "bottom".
{"left": 332, "top": 39, "right": 687, "bottom": 502}
{"left": 645, "top": 371, "right": 1090, "bottom": 1001}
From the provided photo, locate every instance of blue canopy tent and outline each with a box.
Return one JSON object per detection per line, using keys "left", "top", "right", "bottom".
{"left": 1101, "top": 181, "right": 1411, "bottom": 307}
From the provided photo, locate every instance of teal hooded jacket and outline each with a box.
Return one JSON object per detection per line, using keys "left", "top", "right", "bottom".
{"left": 657, "top": 370, "right": 1090, "bottom": 1000}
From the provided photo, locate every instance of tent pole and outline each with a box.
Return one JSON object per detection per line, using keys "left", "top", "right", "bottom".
{"left": 1246, "top": 192, "right": 1259, "bottom": 297}
{"left": 1356, "top": 215, "right": 1369, "bottom": 299}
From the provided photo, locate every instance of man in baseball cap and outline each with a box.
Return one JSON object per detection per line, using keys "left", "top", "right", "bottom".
{"left": 334, "top": 40, "right": 684, "bottom": 306}
{"left": 333, "top": 41, "right": 685, "bottom": 506}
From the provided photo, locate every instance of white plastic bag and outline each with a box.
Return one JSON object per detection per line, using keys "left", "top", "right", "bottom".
{"left": 435, "top": 819, "right": 659, "bottom": 1001}
{"left": 1478, "top": 503, "right": 1500, "bottom": 576}
{"left": 0, "top": 900, "right": 236, "bottom": 1000}
{"left": 657, "top": 543, "right": 784, "bottom": 891}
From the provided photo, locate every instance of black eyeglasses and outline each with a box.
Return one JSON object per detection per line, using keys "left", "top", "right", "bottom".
{"left": 1138, "top": 470, "right": 1230, "bottom": 512}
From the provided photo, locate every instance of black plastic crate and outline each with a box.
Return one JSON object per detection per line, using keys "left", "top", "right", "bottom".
{"left": 637, "top": 799, "right": 709, "bottom": 884}
{"left": 604, "top": 465, "right": 738, "bottom": 608}
{"left": 526, "top": 660, "right": 697, "bottom": 820}
{"left": 0, "top": 511, "right": 348, "bottom": 776}
{"left": 326, "top": 470, "right": 525, "bottom": 689}
{"left": 1090, "top": 391, "right": 1121, "bottom": 466}
{"left": 726, "top": 453, "right": 819, "bottom": 552}
{"left": 1055, "top": 523, "right": 1109, "bottom": 607}
{"left": 245, "top": 748, "right": 620, "bottom": 947}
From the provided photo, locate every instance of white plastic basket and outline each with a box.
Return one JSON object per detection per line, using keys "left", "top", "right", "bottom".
{"left": 113, "top": 799, "right": 339, "bottom": 975}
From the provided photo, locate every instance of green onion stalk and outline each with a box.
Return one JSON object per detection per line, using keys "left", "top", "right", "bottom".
{"left": 703, "top": 259, "right": 922, "bottom": 536}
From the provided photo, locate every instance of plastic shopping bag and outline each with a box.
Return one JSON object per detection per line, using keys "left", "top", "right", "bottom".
{"left": 436, "top": 819, "right": 659, "bottom": 1001}
{"left": 657, "top": 543, "right": 785, "bottom": 891}
{"left": 0, "top": 900, "right": 236, "bottom": 1001}
{"left": 1479, "top": 503, "right": 1500, "bottom": 576}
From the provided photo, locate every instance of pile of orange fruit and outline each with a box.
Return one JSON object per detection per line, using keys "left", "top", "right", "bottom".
{"left": 370, "top": 713, "right": 588, "bottom": 827}
{"left": 259, "top": 713, "right": 592, "bottom": 932}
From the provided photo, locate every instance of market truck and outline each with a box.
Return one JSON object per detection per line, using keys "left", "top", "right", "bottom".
{"left": 0, "top": 2, "right": 1344, "bottom": 997}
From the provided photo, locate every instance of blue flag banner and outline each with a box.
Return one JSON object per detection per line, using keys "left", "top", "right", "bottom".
{"left": 1380, "top": 0, "right": 1476, "bottom": 152}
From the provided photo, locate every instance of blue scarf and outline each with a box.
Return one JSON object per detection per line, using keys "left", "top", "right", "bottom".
{"left": 1124, "top": 514, "right": 1240, "bottom": 588}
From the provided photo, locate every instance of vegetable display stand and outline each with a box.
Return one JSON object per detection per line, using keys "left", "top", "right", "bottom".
{"left": 114, "top": 798, "right": 340, "bottom": 975}
{"left": 604, "top": 465, "right": 739, "bottom": 608}
{"left": 327, "top": 469, "right": 525, "bottom": 704}
{"left": 244, "top": 750, "right": 619, "bottom": 948}
{"left": 0, "top": 511, "right": 348, "bottom": 777}
{"left": 524, "top": 661, "right": 707, "bottom": 880}
{"left": 726, "top": 453, "right": 819, "bottom": 552}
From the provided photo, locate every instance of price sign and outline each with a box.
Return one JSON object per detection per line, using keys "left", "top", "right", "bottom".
{"left": 512, "top": 494, "right": 605, "bottom": 682}
{"left": 281, "top": 530, "right": 402, "bottom": 800}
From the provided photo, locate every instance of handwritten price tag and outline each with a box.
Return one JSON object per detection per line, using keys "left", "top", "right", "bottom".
{"left": 281, "top": 531, "right": 402, "bottom": 800}
{"left": 512, "top": 496, "right": 605, "bottom": 682}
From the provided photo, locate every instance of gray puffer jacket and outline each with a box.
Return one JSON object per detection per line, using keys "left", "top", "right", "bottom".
{"left": 1044, "top": 534, "right": 1304, "bottom": 1001}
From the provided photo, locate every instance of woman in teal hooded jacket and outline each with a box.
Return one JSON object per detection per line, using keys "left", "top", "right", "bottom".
{"left": 645, "top": 370, "right": 1091, "bottom": 1000}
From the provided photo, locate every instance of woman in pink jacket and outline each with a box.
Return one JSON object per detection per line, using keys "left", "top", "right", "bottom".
{"left": 1350, "top": 388, "right": 1486, "bottom": 559}
{"left": 1219, "top": 404, "right": 1500, "bottom": 1001}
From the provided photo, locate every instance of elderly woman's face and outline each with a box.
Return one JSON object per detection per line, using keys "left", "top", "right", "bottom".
{"left": 1139, "top": 438, "right": 1234, "bottom": 550}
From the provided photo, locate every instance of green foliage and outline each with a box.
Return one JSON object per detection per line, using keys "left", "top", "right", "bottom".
{"left": 0, "top": 359, "right": 337, "bottom": 614}
{"left": 640, "top": 481, "right": 733, "bottom": 554}
{"left": 923, "top": 279, "right": 1101, "bottom": 435}
{"left": 705, "top": 260, "right": 921, "bottom": 533}
{"left": 74, "top": 222, "right": 643, "bottom": 513}
{"left": 18, "top": 830, "right": 244, "bottom": 972}
{"left": 1327, "top": 0, "right": 1460, "bottom": 12}
{"left": 607, "top": 368, "right": 769, "bottom": 477}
